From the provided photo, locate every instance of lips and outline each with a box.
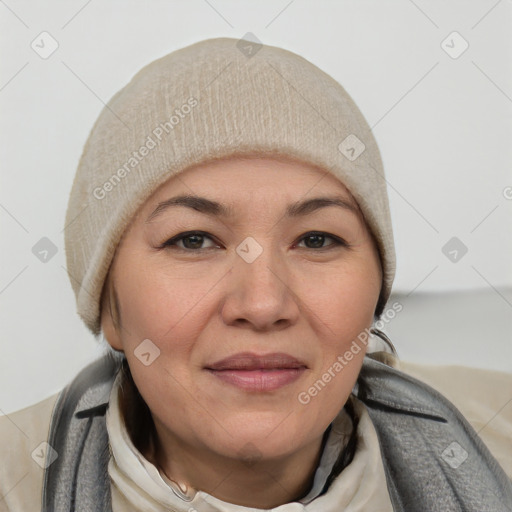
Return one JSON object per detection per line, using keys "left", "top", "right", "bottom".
{"left": 206, "top": 352, "right": 307, "bottom": 371}
{"left": 205, "top": 352, "right": 307, "bottom": 392}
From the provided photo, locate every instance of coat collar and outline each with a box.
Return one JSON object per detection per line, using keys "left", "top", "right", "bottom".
{"left": 356, "top": 356, "right": 448, "bottom": 422}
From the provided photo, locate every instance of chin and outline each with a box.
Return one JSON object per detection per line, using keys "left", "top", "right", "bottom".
{"left": 213, "top": 436, "right": 303, "bottom": 464}
{"left": 205, "top": 413, "right": 316, "bottom": 462}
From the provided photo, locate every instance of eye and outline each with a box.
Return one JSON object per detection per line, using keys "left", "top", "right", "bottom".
{"left": 296, "top": 231, "right": 349, "bottom": 250}
{"left": 160, "top": 230, "right": 349, "bottom": 253}
{"left": 160, "top": 231, "right": 220, "bottom": 251}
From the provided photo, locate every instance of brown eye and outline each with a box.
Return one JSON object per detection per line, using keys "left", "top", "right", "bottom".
{"left": 297, "top": 232, "right": 348, "bottom": 250}
{"left": 180, "top": 234, "right": 206, "bottom": 249}
{"left": 161, "top": 231, "right": 219, "bottom": 251}
{"left": 303, "top": 234, "right": 328, "bottom": 249}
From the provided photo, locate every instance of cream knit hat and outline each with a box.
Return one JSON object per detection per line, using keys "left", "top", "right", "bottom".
{"left": 64, "top": 36, "right": 395, "bottom": 337}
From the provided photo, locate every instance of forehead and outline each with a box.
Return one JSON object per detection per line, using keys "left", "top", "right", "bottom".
{"left": 142, "top": 156, "right": 359, "bottom": 214}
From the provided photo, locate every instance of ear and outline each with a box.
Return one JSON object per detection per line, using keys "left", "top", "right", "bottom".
{"left": 100, "top": 272, "right": 123, "bottom": 351}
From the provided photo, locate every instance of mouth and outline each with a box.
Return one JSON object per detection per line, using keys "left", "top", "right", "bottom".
{"left": 205, "top": 352, "right": 308, "bottom": 392}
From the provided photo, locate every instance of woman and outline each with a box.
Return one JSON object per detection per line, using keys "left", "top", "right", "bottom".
{"left": 1, "top": 37, "right": 511, "bottom": 512}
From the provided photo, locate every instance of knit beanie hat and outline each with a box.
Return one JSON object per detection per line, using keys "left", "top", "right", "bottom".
{"left": 64, "top": 36, "right": 396, "bottom": 337}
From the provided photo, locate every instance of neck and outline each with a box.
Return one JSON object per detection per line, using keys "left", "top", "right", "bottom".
{"left": 147, "top": 422, "right": 327, "bottom": 509}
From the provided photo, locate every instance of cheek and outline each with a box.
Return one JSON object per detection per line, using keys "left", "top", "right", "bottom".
{"left": 115, "top": 259, "right": 211, "bottom": 434}
{"left": 114, "top": 252, "right": 214, "bottom": 342}
{"left": 298, "top": 252, "right": 380, "bottom": 411}
{"left": 113, "top": 253, "right": 218, "bottom": 405}
{"left": 312, "top": 257, "right": 380, "bottom": 344}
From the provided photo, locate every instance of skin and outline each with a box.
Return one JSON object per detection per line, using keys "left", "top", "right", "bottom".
{"left": 101, "top": 155, "right": 382, "bottom": 508}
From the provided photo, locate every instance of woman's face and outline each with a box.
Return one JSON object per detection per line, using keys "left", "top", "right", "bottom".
{"left": 102, "top": 156, "right": 381, "bottom": 463}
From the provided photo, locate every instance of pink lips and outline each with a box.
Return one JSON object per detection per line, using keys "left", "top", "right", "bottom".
{"left": 205, "top": 352, "right": 307, "bottom": 392}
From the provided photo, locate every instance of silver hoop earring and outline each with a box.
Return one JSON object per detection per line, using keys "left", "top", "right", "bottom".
{"left": 370, "top": 328, "right": 398, "bottom": 358}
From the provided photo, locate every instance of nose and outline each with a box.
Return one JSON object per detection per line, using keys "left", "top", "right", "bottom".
{"left": 220, "top": 243, "right": 300, "bottom": 332}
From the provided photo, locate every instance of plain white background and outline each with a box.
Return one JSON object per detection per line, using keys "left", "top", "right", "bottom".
{"left": 1, "top": 0, "right": 511, "bottom": 414}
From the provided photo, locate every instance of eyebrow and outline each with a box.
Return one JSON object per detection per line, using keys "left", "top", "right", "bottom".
{"left": 145, "top": 194, "right": 359, "bottom": 223}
